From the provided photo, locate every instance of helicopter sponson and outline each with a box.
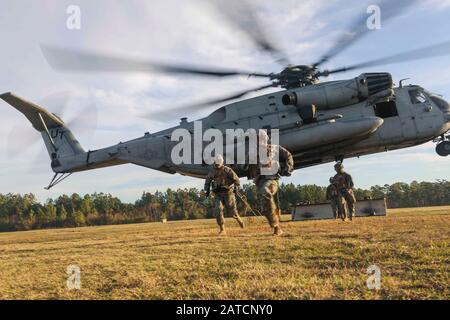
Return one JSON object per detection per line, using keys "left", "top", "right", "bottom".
{"left": 282, "top": 73, "right": 394, "bottom": 111}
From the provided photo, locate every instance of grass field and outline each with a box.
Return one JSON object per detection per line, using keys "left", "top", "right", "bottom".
{"left": 0, "top": 206, "right": 449, "bottom": 300}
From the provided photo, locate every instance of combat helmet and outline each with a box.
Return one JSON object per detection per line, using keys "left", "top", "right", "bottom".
{"left": 214, "top": 154, "right": 224, "bottom": 168}
{"left": 334, "top": 162, "right": 344, "bottom": 170}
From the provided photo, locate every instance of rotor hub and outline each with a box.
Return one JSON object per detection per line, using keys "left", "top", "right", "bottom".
{"left": 272, "top": 65, "right": 320, "bottom": 89}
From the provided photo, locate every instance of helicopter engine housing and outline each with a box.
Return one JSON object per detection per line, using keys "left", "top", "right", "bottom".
{"left": 282, "top": 73, "right": 393, "bottom": 110}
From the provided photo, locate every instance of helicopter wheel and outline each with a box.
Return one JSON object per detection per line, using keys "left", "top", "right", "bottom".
{"left": 436, "top": 141, "right": 450, "bottom": 157}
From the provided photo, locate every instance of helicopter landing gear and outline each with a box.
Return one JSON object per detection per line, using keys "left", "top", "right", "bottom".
{"left": 435, "top": 133, "right": 450, "bottom": 157}
{"left": 436, "top": 141, "right": 450, "bottom": 157}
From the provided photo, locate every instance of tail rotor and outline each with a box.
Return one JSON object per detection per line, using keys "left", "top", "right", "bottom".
{"left": 4, "top": 91, "right": 98, "bottom": 173}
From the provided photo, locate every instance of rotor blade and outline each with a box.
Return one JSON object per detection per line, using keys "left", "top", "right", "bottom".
{"left": 7, "top": 125, "right": 40, "bottom": 158}
{"left": 41, "top": 45, "right": 271, "bottom": 78}
{"left": 320, "top": 40, "right": 450, "bottom": 76}
{"left": 210, "top": 0, "right": 291, "bottom": 66}
{"left": 6, "top": 91, "right": 72, "bottom": 158}
{"left": 145, "top": 83, "right": 276, "bottom": 121}
{"left": 66, "top": 102, "right": 99, "bottom": 134}
{"left": 26, "top": 149, "right": 50, "bottom": 174}
{"left": 38, "top": 91, "right": 72, "bottom": 116}
{"left": 26, "top": 100, "right": 99, "bottom": 174}
{"left": 314, "top": 0, "right": 419, "bottom": 67}
{"left": 185, "top": 83, "right": 276, "bottom": 108}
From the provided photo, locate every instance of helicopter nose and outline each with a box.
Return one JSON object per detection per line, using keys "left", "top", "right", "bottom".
{"left": 443, "top": 98, "right": 450, "bottom": 122}
{"left": 445, "top": 98, "right": 450, "bottom": 119}
{"left": 446, "top": 113, "right": 450, "bottom": 123}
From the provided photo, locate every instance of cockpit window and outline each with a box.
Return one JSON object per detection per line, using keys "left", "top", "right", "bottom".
{"left": 430, "top": 96, "right": 450, "bottom": 112}
{"left": 409, "top": 89, "right": 428, "bottom": 104}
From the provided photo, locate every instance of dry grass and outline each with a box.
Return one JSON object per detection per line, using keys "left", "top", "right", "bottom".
{"left": 0, "top": 206, "right": 449, "bottom": 300}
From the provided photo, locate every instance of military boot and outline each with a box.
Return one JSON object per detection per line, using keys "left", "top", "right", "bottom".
{"left": 235, "top": 216, "right": 245, "bottom": 229}
{"left": 349, "top": 211, "right": 354, "bottom": 221}
{"left": 218, "top": 225, "right": 227, "bottom": 236}
{"left": 273, "top": 226, "right": 284, "bottom": 236}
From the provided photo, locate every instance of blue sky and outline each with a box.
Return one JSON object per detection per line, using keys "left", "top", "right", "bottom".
{"left": 0, "top": 0, "right": 449, "bottom": 202}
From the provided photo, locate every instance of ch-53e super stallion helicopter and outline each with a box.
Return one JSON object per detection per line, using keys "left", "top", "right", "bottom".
{"left": 1, "top": 0, "right": 450, "bottom": 189}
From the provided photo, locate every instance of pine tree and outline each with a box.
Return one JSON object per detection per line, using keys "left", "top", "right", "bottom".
{"left": 58, "top": 205, "right": 68, "bottom": 227}
{"left": 71, "top": 211, "right": 86, "bottom": 227}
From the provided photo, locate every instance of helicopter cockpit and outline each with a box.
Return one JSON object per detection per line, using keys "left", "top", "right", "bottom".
{"left": 408, "top": 88, "right": 450, "bottom": 113}
{"left": 429, "top": 95, "right": 450, "bottom": 113}
{"left": 408, "top": 88, "right": 428, "bottom": 104}
{"left": 409, "top": 88, "right": 450, "bottom": 112}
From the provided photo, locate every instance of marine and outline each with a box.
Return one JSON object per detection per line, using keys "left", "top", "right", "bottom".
{"left": 326, "top": 177, "right": 342, "bottom": 220}
{"left": 247, "top": 131, "right": 294, "bottom": 236}
{"left": 204, "top": 155, "right": 245, "bottom": 235}
{"left": 333, "top": 163, "right": 357, "bottom": 221}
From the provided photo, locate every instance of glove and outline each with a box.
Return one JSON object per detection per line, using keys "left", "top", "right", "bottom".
{"left": 280, "top": 167, "right": 292, "bottom": 177}
{"left": 283, "top": 170, "right": 292, "bottom": 177}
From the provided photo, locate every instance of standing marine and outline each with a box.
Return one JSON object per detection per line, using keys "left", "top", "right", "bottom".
{"left": 333, "top": 163, "right": 357, "bottom": 221}
{"left": 247, "top": 131, "right": 294, "bottom": 236}
{"left": 326, "top": 177, "right": 342, "bottom": 220}
{"left": 204, "top": 155, "right": 245, "bottom": 235}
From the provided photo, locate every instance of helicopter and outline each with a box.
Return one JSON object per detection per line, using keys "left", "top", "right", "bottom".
{"left": 1, "top": 0, "right": 449, "bottom": 189}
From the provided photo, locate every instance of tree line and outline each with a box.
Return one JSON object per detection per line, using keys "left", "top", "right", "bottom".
{"left": 0, "top": 180, "right": 448, "bottom": 232}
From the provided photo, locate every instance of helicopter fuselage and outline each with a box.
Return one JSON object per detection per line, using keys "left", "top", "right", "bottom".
{"left": 46, "top": 75, "right": 450, "bottom": 181}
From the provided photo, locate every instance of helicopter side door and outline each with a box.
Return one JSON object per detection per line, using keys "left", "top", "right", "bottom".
{"left": 407, "top": 88, "right": 443, "bottom": 140}
{"left": 394, "top": 88, "right": 418, "bottom": 140}
{"left": 372, "top": 99, "right": 403, "bottom": 142}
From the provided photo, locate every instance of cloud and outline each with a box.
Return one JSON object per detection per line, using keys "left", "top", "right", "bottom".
{"left": 424, "top": 0, "right": 450, "bottom": 9}
{"left": 0, "top": 0, "right": 449, "bottom": 202}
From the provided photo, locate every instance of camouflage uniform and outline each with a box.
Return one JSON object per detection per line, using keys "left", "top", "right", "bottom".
{"left": 248, "top": 144, "right": 294, "bottom": 234}
{"left": 326, "top": 180, "right": 342, "bottom": 220}
{"left": 334, "top": 169, "right": 356, "bottom": 221}
{"left": 255, "top": 178, "right": 280, "bottom": 227}
{"left": 205, "top": 165, "right": 244, "bottom": 231}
